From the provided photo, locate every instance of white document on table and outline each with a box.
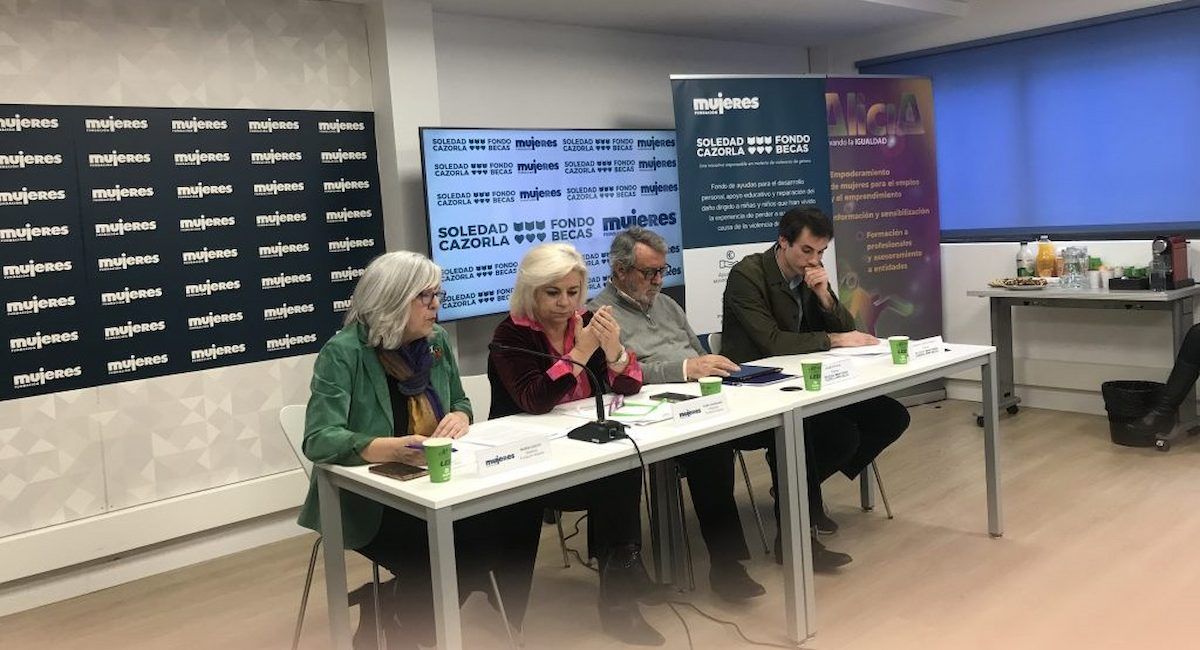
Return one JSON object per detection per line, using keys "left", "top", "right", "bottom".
{"left": 825, "top": 342, "right": 890, "bottom": 357}
{"left": 607, "top": 400, "right": 673, "bottom": 426}
{"left": 462, "top": 419, "right": 568, "bottom": 448}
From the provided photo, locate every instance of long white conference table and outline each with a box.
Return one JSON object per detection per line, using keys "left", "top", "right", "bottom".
{"left": 316, "top": 343, "right": 1002, "bottom": 649}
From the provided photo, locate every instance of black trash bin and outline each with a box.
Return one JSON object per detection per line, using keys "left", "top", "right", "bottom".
{"left": 1101, "top": 380, "right": 1164, "bottom": 447}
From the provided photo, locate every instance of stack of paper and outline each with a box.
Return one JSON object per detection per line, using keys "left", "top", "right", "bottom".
{"left": 825, "top": 343, "right": 890, "bottom": 357}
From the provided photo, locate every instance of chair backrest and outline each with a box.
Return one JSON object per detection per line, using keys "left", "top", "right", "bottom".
{"left": 461, "top": 374, "right": 492, "bottom": 423}
{"left": 279, "top": 404, "right": 313, "bottom": 478}
{"left": 708, "top": 332, "right": 722, "bottom": 355}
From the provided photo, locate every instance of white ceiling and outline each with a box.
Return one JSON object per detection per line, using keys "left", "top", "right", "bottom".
{"left": 425, "top": 0, "right": 970, "bottom": 46}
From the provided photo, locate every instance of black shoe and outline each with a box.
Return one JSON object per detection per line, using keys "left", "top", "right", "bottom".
{"left": 350, "top": 580, "right": 418, "bottom": 650}
{"left": 811, "top": 537, "right": 853, "bottom": 572}
{"left": 1135, "top": 407, "right": 1177, "bottom": 437}
{"left": 598, "top": 602, "right": 665, "bottom": 646}
{"left": 709, "top": 561, "right": 766, "bottom": 601}
{"left": 603, "top": 544, "right": 666, "bottom": 605}
{"left": 350, "top": 581, "right": 382, "bottom": 650}
{"left": 543, "top": 507, "right": 558, "bottom": 525}
{"left": 1136, "top": 360, "right": 1200, "bottom": 437}
{"left": 772, "top": 534, "right": 852, "bottom": 571}
{"left": 812, "top": 509, "right": 839, "bottom": 536}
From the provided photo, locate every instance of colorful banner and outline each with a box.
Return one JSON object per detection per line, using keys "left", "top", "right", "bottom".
{"left": 825, "top": 77, "right": 942, "bottom": 338}
{"left": 670, "top": 76, "right": 833, "bottom": 335}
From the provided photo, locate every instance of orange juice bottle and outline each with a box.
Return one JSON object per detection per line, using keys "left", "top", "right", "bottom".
{"left": 1035, "top": 235, "right": 1056, "bottom": 277}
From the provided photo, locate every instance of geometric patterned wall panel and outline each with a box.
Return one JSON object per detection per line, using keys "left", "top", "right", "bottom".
{"left": 97, "top": 357, "right": 313, "bottom": 511}
{"left": 0, "top": 389, "right": 106, "bottom": 537}
{"left": 0, "top": 356, "right": 315, "bottom": 534}
{"left": 0, "top": 0, "right": 373, "bottom": 111}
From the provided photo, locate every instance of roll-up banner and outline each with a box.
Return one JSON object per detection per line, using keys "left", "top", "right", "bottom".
{"left": 0, "top": 104, "right": 385, "bottom": 401}
{"left": 670, "top": 76, "right": 833, "bottom": 336}
{"left": 826, "top": 76, "right": 942, "bottom": 339}
{"left": 670, "top": 75, "right": 941, "bottom": 339}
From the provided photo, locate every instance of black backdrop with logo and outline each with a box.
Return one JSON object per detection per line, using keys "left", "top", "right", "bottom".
{"left": 0, "top": 104, "right": 385, "bottom": 401}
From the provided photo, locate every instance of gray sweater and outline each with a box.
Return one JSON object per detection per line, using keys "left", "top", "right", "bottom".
{"left": 588, "top": 283, "right": 704, "bottom": 384}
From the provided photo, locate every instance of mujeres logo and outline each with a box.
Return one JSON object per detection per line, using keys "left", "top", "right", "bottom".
{"left": 692, "top": 93, "right": 760, "bottom": 116}
{"left": 13, "top": 366, "right": 82, "bottom": 390}
{"left": 0, "top": 188, "right": 67, "bottom": 206}
{"left": 0, "top": 114, "right": 58, "bottom": 132}
{"left": 0, "top": 152, "right": 64, "bottom": 169}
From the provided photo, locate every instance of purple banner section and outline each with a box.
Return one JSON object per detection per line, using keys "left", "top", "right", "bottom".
{"left": 826, "top": 77, "right": 942, "bottom": 338}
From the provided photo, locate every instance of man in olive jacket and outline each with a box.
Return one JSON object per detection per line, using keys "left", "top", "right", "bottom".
{"left": 722, "top": 207, "right": 911, "bottom": 570}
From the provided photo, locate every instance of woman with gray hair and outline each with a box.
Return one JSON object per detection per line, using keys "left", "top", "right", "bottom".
{"left": 298, "top": 250, "right": 540, "bottom": 649}
{"left": 488, "top": 243, "right": 665, "bottom": 646}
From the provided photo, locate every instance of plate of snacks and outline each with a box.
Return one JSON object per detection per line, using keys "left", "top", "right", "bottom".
{"left": 988, "top": 277, "right": 1049, "bottom": 290}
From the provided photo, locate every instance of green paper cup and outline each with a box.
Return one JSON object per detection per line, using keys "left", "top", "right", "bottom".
{"left": 423, "top": 438, "right": 453, "bottom": 483}
{"left": 889, "top": 336, "right": 910, "bottom": 365}
{"left": 699, "top": 376, "right": 722, "bottom": 396}
{"left": 801, "top": 361, "right": 823, "bottom": 391}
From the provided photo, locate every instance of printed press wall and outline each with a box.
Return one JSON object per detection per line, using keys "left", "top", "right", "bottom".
{"left": 0, "top": 105, "right": 384, "bottom": 537}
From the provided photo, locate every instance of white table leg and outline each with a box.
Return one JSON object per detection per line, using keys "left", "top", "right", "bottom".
{"left": 317, "top": 469, "right": 352, "bottom": 650}
{"left": 777, "top": 410, "right": 815, "bottom": 642}
{"left": 428, "top": 510, "right": 462, "bottom": 650}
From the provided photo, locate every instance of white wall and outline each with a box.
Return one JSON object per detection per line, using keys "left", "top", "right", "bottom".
{"left": 429, "top": 12, "right": 812, "bottom": 374}
{"left": 819, "top": 0, "right": 1193, "bottom": 414}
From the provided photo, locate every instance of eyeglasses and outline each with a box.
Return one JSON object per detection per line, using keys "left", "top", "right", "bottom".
{"left": 417, "top": 289, "right": 446, "bottom": 307}
{"left": 631, "top": 264, "right": 670, "bottom": 280}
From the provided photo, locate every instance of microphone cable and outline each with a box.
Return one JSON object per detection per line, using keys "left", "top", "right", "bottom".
{"left": 559, "top": 427, "right": 812, "bottom": 649}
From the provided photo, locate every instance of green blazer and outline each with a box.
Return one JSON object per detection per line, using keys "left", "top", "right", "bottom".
{"left": 296, "top": 322, "right": 471, "bottom": 549}
{"left": 720, "top": 246, "right": 858, "bottom": 364}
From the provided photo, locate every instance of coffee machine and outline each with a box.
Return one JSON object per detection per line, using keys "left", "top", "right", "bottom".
{"left": 1150, "top": 235, "right": 1193, "bottom": 291}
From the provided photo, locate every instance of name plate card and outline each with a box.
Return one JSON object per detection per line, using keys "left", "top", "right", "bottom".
{"left": 909, "top": 336, "right": 945, "bottom": 362}
{"left": 822, "top": 358, "right": 855, "bottom": 386}
{"left": 476, "top": 437, "right": 551, "bottom": 477}
{"left": 672, "top": 393, "right": 728, "bottom": 424}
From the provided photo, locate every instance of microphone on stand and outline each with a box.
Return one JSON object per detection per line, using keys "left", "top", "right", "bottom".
{"left": 488, "top": 342, "right": 628, "bottom": 443}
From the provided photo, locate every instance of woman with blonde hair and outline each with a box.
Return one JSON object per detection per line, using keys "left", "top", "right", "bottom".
{"left": 298, "top": 251, "right": 539, "bottom": 649}
{"left": 488, "top": 243, "right": 664, "bottom": 646}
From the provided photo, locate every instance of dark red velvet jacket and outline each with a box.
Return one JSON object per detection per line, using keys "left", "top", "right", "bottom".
{"left": 487, "top": 311, "right": 642, "bottom": 419}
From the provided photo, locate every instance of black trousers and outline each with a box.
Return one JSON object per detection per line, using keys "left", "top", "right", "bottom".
{"left": 356, "top": 501, "right": 542, "bottom": 639}
{"left": 677, "top": 443, "right": 751, "bottom": 563}
{"left": 738, "top": 395, "right": 910, "bottom": 524}
{"left": 1177, "top": 323, "right": 1200, "bottom": 365}
{"left": 546, "top": 467, "right": 644, "bottom": 563}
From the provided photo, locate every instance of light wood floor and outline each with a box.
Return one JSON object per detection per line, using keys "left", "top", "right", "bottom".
{"left": 5, "top": 400, "right": 1200, "bottom": 650}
